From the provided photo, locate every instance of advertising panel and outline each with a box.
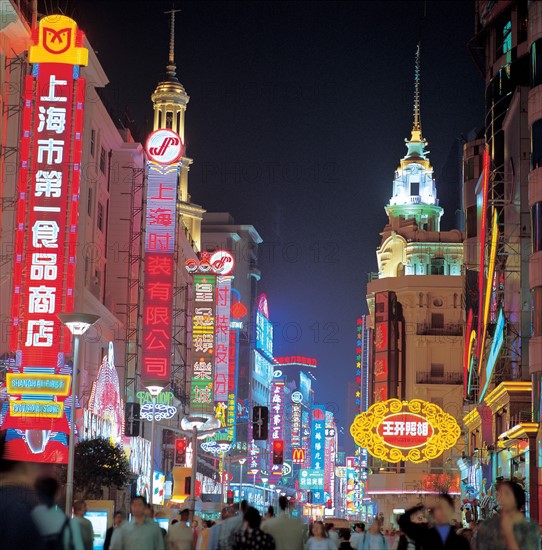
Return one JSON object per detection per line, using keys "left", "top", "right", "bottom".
{"left": 311, "top": 405, "right": 326, "bottom": 504}
{"left": 373, "top": 293, "right": 389, "bottom": 403}
{"left": 256, "top": 294, "right": 273, "bottom": 360}
{"left": 299, "top": 469, "right": 325, "bottom": 490}
{"left": 350, "top": 399, "right": 461, "bottom": 463}
{"left": 4, "top": 15, "right": 88, "bottom": 463}
{"left": 269, "top": 378, "right": 285, "bottom": 482}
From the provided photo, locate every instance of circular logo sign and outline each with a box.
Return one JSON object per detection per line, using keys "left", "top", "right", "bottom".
{"left": 145, "top": 129, "right": 183, "bottom": 165}
{"left": 291, "top": 391, "right": 303, "bottom": 404}
{"left": 210, "top": 250, "right": 235, "bottom": 275}
{"left": 282, "top": 462, "right": 292, "bottom": 476}
{"left": 273, "top": 370, "right": 283, "bottom": 378}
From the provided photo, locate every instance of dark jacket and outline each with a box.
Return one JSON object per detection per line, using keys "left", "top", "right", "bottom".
{"left": 398, "top": 507, "right": 470, "bottom": 550}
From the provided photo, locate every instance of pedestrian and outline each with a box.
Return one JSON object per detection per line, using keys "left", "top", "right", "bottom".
{"left": 326, "top": 523, "right": 340, "bottom": 549}
{"left": 398, "top": 494, "right": 470, "bottom": 550}
{"left": 196, "top": 520, "right": 213, "bottom": 550}
{"left": 109, "top": 495, "right": 165, "bottom": 550}
{"left": 307, "top": 521, "right": 336, "bottom": 550}
{"left": 474, "top": 481, "right": 540, "bottom": 550}
{"left": 73, "top": 500, "right": 94, "bottom": 550}
{"left": 219, "top": 500, "right": 247, "bottom": 550}
{"left": 104, "top": 512, "right": 125, "bottom": 550}
{"left": 32, "top": 476, "right": 84, "bottom": 550}
{"left": 350, "top": 523, "right": 365, "bottom": 550}
{"left": 264, "top": 505, "right": 275, "bottom": 521}
{"left": 358, "top": 518, "right": 388, "bottom": 549}
{"left": 230, "top": 506, "right": 275, "bottom": 550}
{"left": 166, "top": 509, "right": 193, "bottom": 550}
{"left": 261, "top": 495, "right": 305, "bottom": 550}
{"left": 0, "top": 429, "right": 46, "bottom": 550}
{"left": 208, "top": 506, "right": 234, "bottom": 550}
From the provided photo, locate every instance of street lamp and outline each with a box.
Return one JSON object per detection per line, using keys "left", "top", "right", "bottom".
{"left": 269, "top": 483, "right": 275, "bottom": 507}
{"left": 261, "top": 477, "right": 268, "bottom": 509}
{"left": 238, "top": 458, "right": 246, "bottom": 501}
{"left": 181, "top": 415, "right": 221, "bottom": 520}
{"left": 58, "top": 312, "right": 100, "bottom": 516}
{"left": 145, "top": 382, "right": 166, "bottom": 507}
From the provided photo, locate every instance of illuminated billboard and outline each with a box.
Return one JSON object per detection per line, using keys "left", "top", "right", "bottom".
{"left": 311, "top": 405, "right": 326, "bottom": 504}
{"left": 350, "top": 399, "right": 460, "bottom": 463}
{"left": 479, "top": 308, "right": 505, "bottom": 402}
{"left": 4, "top": 15, "right": 88, "bottom": 462}
{"left": 256, "top": 294, "right": 273, "bottom": 360}
{"left": 269, "top": 378, "right": 285, "bottom": 483}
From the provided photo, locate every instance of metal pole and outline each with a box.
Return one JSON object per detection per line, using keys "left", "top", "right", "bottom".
{"left": 226, "top": 455, "right": 231, "bottom": 496}
{"left": 149, "top": 394, "right": 156, "bottom": 506}
{"left": 239, "top": 462, "right": 243, "bottom": 502}
{"left": 220, "top": 452, "right": 225, "bottom": 505}
{"left": 189, "top": 426, "right": 198, "bottom": 521}
{"left": 65, "top": 334, "right": 80, "bottom": 515}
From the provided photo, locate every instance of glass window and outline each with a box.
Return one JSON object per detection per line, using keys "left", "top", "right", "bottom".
{"left": 531, "top": 39, "right": 542, "bottom": 88}
{"left": 466, "top": 205, "right": 477, "bottom": 239}
{"left": 532, "top": 201, "right": 542, "bottom": 252}
{"left": 430, "top": 363, "right": 444, "bottom": 377}
{"left": 97, "top": 202, "right": 104, "bottom": 231}
{"left": 496, "top": 20, "right": 512, "bottom": 59}
{"left": 90, "top": 129, "right": 95, "bottom": 157}
{"left": 431, "top": 313, "right": 444, "bottom": 329}
{"left": 532, "top": 120, "right": 542, "bottom": 170}
{"left": 100, "top": 146, "right": 106, "bottom": 174}
{"left": 533, "top": 287, "right": 542, "bottom": 337}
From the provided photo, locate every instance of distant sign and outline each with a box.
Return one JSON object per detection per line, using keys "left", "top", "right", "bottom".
{"left": 299, "top": 469, "right": 324, "bottom": 490}
{"left": 292, "top": 391, "right": 303, "bottom": 403}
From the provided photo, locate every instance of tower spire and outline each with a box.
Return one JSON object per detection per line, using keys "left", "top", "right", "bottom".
{"left": 413, "top": 42, "right": 421, "bottom": 135}
{"left": 164, "top": 8, "right": 181, "bottom": 82}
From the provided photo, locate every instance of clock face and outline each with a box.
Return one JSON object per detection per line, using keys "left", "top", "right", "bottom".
{"left": 145, "top": 128, "right": 183, "bottom": 164}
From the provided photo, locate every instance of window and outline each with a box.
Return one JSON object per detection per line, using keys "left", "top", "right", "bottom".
{"left": 466, "top": 205, "right": 477, "bottom": 239}
{"left": 430, "top": 258, "right": 445, "bottom": 275}
{"left": 87, "top": 187, "right": 93, "bottom": 216}
{"left": 97, "top": 202, "right": 104, "bottom": 231}
{"left": 430, "top": 364, "right": 444, "bottom": 378}
{"left": 531, "top": 39, "right": 542, "bottom": 88}
{"left": 532, "top": 202, "right": 542, "bottom": 252}
{"left": 496, "top": 20, "right": 512, "bottom": 60}
{"left": 100, "top": 146, "right": 107, "bottom": 174}
{"left": 90, "top": 129, "right": 96, "bottom": 157}
{"left": 532, "top": 119, "right": 542, "bottom": 170}
{"left": 410, "top": 181, "right": 419, "bottom": 196}
{"left": 431, "top": 313, "right": 444, "bottom": 329}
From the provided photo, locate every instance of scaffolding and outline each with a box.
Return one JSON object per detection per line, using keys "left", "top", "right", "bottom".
{"left": 118, "top": 166, "right": 145, "bottom": 402}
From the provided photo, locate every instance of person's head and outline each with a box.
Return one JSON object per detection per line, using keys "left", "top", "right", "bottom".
{"left": 497, "top": 481, "right": 526, "bottom": 512}
{"left": 192, "top": 519, "right": 199, "bottom": 528}
{"left": 326, "top": 522, "right": 335, "bottom": 532}
{"left": 410, "top": 509, "right": 427, "bottom": 524}
{"left": 354, "top": 523, "right": 365, "bottom": 533}
{"left": 171, "top": 519, "right": 179, "bottom": 525}
{"left": 180, "top": 509, "right": 190, "bottom": 523}
{"left": 243, "top": 507, "right": 261, "bottom": 530}
{"left": 278, "top": 495, "right": 289, "bottom": 512}
{"left": 113, "top": 511, "right": 123, "bottom": 527}
{"left": 369, "top": 518, "right": 382, "bottom": 534}
{"left": 35, "top": 476, "right": 59, "bottom": 507}
{"left": 312, "top": 521, "right": 326, "bottom": 538}
{"left": 220, "top": 507, "right": 231, "bottom": 520}
{"left": 130, "top": 496, "right": 147, "bottom": 519}
{"left": 240, "top": 499, "right": 248, "bottom": 514}
{"left": 73, "top": 500, "right": 87, "bottom": 517}
{"left": 266, "top": 505, "right": 274, "bottom": 517}
{"left": 432, "top": 493, "right": 455, "bottom": 524}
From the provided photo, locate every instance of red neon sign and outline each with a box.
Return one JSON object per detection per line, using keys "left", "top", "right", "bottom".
{"left": 5, "top": 15, "right": 88, "bottom": 463}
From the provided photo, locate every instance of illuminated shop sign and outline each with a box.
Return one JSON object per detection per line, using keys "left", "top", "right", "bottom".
{"left": 136, "top": 390, "right": 177, "bottom": 421}
{"left": 292, "top": 448, "right": 305, "bottom": 464}
{"left": 214, "top": 276, "right": 232, "bottom": 403}
{"left": 141, "top": 153, "right": 181, "bottom": 383}
{"left": 4, "top": 15, "right": 88, "bottom": 463}
{"left": 185, "top": 250, "right": 235, "bottom": 275}
{"left": 269, "top": 379, "right": 285, "bottom": 483}
{"left": 299, "top": 469, "right": 324, "bottom": 490}
{"left": 350, "top": 399, "right": 461, "bottom": 463}
{"left": 311, "top": 405, "right": 326, "bottom": 504}
{"left": 190, "top": 274, "right": 216, "bottom": 410}
{"left": 256, "top": 294, "right": 273, "bottom": 361}
{"left": 274, "top": 356, "right": 317, "bottom": 368}
{"left": 479, "top": 308, "right": 505, "bottom": 403}
{"left": 291, "top": 403, "right": 302, "bottom": 447}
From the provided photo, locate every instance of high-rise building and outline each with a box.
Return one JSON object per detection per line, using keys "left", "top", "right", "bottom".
{"left": 365, "top": 46, "right": 465, "bottom": 522}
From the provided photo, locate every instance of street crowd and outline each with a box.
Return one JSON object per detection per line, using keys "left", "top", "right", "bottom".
{"left": 1, "top": 430, "right": 541, "bottom": 550}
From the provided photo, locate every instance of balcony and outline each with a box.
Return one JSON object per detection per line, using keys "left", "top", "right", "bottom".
{"left": 416, "top": 372, "right": 463, "bottom": 385}
{"left": 416, "top": 323, "right": 462, "bottom": 336}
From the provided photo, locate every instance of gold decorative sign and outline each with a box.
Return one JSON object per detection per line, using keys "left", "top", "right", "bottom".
{"left": 350, "top": 399, "right": 460, "bottom": 463}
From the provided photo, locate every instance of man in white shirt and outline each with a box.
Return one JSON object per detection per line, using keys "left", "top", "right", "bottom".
{"left": 261, "top": 495, "right": 305, "bottom": 550}
{"left": 350, "top": 523, "right": 365, "bottom": 549}
{"left": 165, "top": 509, "right": 193, "bottom": 550}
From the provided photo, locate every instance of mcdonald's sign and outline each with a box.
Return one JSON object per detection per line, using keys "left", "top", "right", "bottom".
{"left": 292, "top": 448, "right": 305, "bottom": 464}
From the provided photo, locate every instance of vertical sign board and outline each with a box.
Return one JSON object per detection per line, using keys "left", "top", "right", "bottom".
{"left": 191, "top": 274, "right": 216, "bottom": 411}
{"left": 226, "top": 328, "right": 238, "bottom": 444}
{"left": 255, "top": 294, "right": 273, "bottom": 360}
{"left": 301, "top": 409, "right": 311, "bottom": 468}
{"left": 214, "top": 276, "right": 231, "bottom": 408}
{"left": 291, "top": 402, "right": 302, "bottom": 447}
{"left": 142, "top": 127, "right": 184, "bottom": 385}
{"left": 269, "top": 378, "right": 285, "bottom": 483}
{"left": 311, "top": 405, "right": 326, "bottom": 504}
{"left": 324, "top": 412, "right": 336, "bottom": 502}
{"left": 373, "top": 293, "right": 390, "bottom": 403}
{"left": 4, "top": 16, "right": 88, "bottom": 462}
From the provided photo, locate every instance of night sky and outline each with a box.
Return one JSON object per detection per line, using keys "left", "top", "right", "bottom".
{"left": 60, "top": 0, "right": 484, "bottom": 447}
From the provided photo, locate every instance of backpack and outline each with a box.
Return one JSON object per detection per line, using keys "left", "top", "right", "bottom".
{"left": 43, "top": 516, "right": 75, "bottom": 550}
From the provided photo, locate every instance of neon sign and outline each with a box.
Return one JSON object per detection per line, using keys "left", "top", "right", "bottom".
{"left": 256, "top": 294, "right": 273, "bottom": 361}
{"left": 274, "top": 356, "right": 317, "bottom": 367}
{"left": 350, "top": 399, "right": 461, "bottom": 463}
{"left": 185, "top": 250, "right": 235, "bottom": 275}
{"left": 269, "top": 379, "right": 285, "bottom": 483}
{"left": 4, "top": 15, "right": 88, "bottom": 463}
{"left": 145, "top": 129, "right": 183, "bottom": 165}
{"left": 311, "top": 405, "right": 326, "bottom": 504}
{"left": 479, "top": 308, "right": 505, "bottom": 402}
{"left": 141, "top": 159, "right": 180, "bottom": 383}
{"left": 214, "top": 276, "right": 232, "bottom": 403}
{"left": 136, "top": 390, "right": 177, "bottom": 421}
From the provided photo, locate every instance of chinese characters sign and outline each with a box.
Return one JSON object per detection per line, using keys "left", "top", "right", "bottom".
{"left": 311, "top": 405, "right": 326, "bottom": 504}
{"left": 191, "top": 274, "right": 216, "bottom": 410}
{"left": 141, "top": 159, "right": 180, "bottom": 383}
{"left": 214, "top": 276, "right": 232, "bottom": 403}
{"left": 291, "top": 402, "right": 302, "bottom": 447}
{"left": 299, "top": 469, "right": 324, "bottom": 490}
{"left": 350, "top": 399, "right": 461, "bottom": 463}
{"left": 373, "top": 293, "right": 390, "bottom": 403}
{"left": 4, "top": 15, "right": 88, "bottom": 463}
{"left": 256, "top": 294, "right": 273, "bottom": 361}
{"left": 269, "top": 378, "right": 285, "bottom": 482}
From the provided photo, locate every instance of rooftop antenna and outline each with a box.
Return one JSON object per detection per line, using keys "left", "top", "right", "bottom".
{"left": 164, "top": 7, "right": 181, "bottom": 80}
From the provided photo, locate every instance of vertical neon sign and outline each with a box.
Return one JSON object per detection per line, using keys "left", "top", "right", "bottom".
{"left": 269, "top": 378, "right": 285, "bottom": 483}
{"left": 4, "top": 15, "right": 88, "bottom": 463}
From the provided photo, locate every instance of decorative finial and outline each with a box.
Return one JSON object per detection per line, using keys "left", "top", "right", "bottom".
{"left": 164, "top": 8, "right": 181, "bottom": 81}
{"left": 413, "top": 42, "right": 421, "bottom": 134}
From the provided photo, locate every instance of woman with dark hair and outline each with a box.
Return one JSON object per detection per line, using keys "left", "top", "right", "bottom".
{"left": 307, "top": 521, "right": 336, "bottom": 550}
{"left": 474, "top": 481, "right": 540, "bottom": 550}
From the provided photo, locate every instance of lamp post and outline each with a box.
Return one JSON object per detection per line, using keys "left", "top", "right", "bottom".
{"left": 261, "top": 477, "right": 268, "bottom": 510}
{"left": 238, "top": 458, "right": 246, "bottom": 501}
{"left": 58, "top": 312, "right": 100, "bottom": 516}
{"left": 269, "top": 483, "right": 275, "bottom": 507}
{"left": 145, "top": 383, "right": 165, "bottom": 507}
